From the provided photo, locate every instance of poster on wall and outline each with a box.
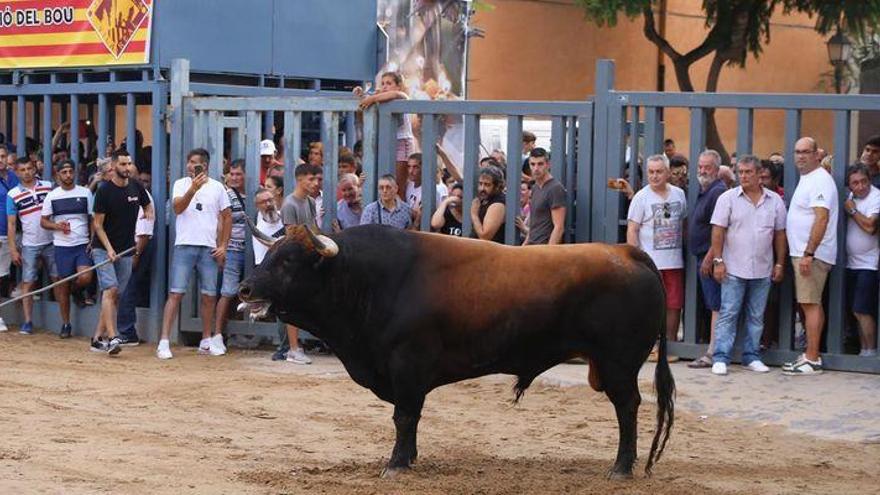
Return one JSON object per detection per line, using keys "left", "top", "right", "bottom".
{"left": 0, "top": 0, "right": 153, "bottom": 69}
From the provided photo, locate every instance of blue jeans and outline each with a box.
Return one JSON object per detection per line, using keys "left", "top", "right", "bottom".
{"left": 218, "top": 249, "right": 245, "bottom": 297}
{"left": 92, "top": 248, "right": 133, "bottom": 293}
{"left": 713, "top": 275, "right": 772, "bottom": 365}
{"left": 169, "top": 245, "right": 219, "bottom": 295}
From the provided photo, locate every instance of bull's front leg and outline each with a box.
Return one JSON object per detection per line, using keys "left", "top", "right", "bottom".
{"left": 381, "top": 398, "right": 425, "bottom": 477}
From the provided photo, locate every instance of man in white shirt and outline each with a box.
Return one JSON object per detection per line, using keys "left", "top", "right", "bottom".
{"left": 626, "top": 154, "right": 687, "bottom": 361}
{"left": 843, "top": 164, "right": 880, "bottom": 357}
{"left": 40, "top": 160, "right": 94, "bottom": 339}
{"left": 157, "top": 148, "right": 231, "bottom": 360}
{"left": 783, "top": 137, "right": 839, "bottom": 375}
{"left": 7, "top": 157, "right": 57, "bottom": 336}
{"left": 404, "top": 152, "right": 448, "bottom": 228}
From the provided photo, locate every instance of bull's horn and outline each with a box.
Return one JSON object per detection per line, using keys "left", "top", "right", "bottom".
{"left": 306, "top": 225, "right": 339, "bottom": 258}
{"left": 244, "top": 213, "right": 279, "bottom": 246}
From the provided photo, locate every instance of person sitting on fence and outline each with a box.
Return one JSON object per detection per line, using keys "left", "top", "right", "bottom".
{"left": 355, "top": 72, "right": 412, "bottom": 199}
{"left": 471, "top": 167, "right": 506, "bottom": 243}
{"left": 760, "top": 159, "right": 784, "bottom": 197}
{"left": 686, "top": 150, "right": 727, "bottom": 369}
{"left": 523, "top": 148, "right": 567, "bottom": 245}
{"left": 430, "top": 182, "right": 464, "bottom": 236}
{"left": 843, "top": 164, "right": 880, "bottom": 358}
{"left": 92, "top": 150, "right": 153, "bottom": 355}
{"left": 334, "top": 173, "right": 363, "bottom": 231}
{"left": 157, "top": 148, "right": 231, "bottom": 360}
{"left": 626, "top": 153, "right": 686, "bottom": 361}
{"left": 7, "top": 157, "right": 56, "bottom": 336}
{"left": 669, "top": 154, "right": 689, "bottom": 191}
{"left": 213, "top": 159, "right": 249, "bottom": 357}
{"left": 856, "top": 134, "right": 880, "bottom": 188}
{"left": 783, "top": 137, "right": 839, "bottom": 376}
{"left": 404, "top": 152, "right": 449, "bottom": 229}
{"left": 709, "top": 155, "right": 787, "bottom": 375}
{"left": 360, "top": 174, "right": 413, "bottom": 230}
{"left": 40, "top": 159, "right": 95, "bottom": 340}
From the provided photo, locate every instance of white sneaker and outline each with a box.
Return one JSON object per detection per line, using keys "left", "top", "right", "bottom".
{"left": 10, "top": 286, "right": 21, "bottom": 298}
{"left": 859, "top": 349, "right": 878, "bottom": 357}
{"left": 197, "top": 338, "right": 211, "bottom": 355}
{"left": 0, "top": 317, "right": 7, "bottom": 332}
{"left": 286, "top": 347, "right": 312, "bottom": 365}
{"left": 156, "top": 340, "right": 173, "bottom": 360}
{"left": 711, "top": 362, "right": 728, "bottom": 375}
{"left": 744, "top": 360, "right": 770, "bottom": 373}
{"left": 208, "top": 337, "right": 226, "bottom": 356}
{"left": 211, "top": 334, "right": 227, "bottom": 354}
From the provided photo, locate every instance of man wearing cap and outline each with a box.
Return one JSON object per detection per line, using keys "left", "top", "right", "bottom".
{"left": 41, "top": 159, "right": 95, "bottom": 339}
{"left": 260, "top": 139, "right": 280, "bottom": 186}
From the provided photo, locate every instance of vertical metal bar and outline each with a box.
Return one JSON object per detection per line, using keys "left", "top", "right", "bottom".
{"left": 462, "top": 113, "right": 479, "bottom": 237}
{"left": 644, "top": 107, "right": 661, "bottom": 158}
{"left": 70, "top": 94, "right": 80, "bottom": 170}
{"left": 361, "top": 107, "right": 378, "bottom": 204}
{"left": 736, "top": 108, "right": 754, "bottom": 158}
{"left": 86, "top": 103, "right": 94, "bottom": 160}
{"left": 827, "top": 110, "right": 850, "bottom": 355}
{"left": 574, "top": 110, "right": 593, "bottom": 243}
{"left": 505, "top": 115, "right": 523, "bottom": 245}
{"left": 167, "top": 58, "right": 190, "bottom": 343}
{"left": 126, "top": 93, "right": 136, "bottom": 159}
{"left": 283, "top": 111, "right": 301, "bottom": 194}
{"left": 4, "top": 100, "right": 12, "bottom": 144}
{"left": 207, "top": 111, "right": 223, "bottom": 181}
{"left": 420, "top": 114, "right": 438, "bottom": 232}
{"left": 263, "top": 110, "right": 273, "bottom": 140}
{"left": 550, "top": 116, "right": 565, "bottom": 180}
{"left": 564, "top": 116, "right": 577, "bottom": 242}
{"left": 98, "top": 93, "right": 108, "bottom": 158}
{"left": 778, "top": 109, "right": 801, "bottom": 352}
{"left": 42, "top": 95, "right": 51, "bottom": 169}
{"left": 591, "top": 60, "right": 615, "bottom": 241}
{"left": 244, "top": 111, "right": 261, "bottom": 274}
{"left": 148, "top": 84, "right": 168, "bottom": 344}
{"left": 32, "top": 100, "right": 39, "bottom": 147}
{"left": 193, "top": 110, "right": 205, "bottom": 150}
{"left": 16, "top": 95, "right": 25, "bottom": 156}
{"left": 683, "top": 107, "right": 706, "bottom": 345}
{"left": 321, "top": 111, "right": 339, "bottom": 231}
{"left": 603, "top": 103, "right": 625, "bottom": 243}
{"left": 345, "top": 111, "right": 356, "bottom": 148}
{"left": 60, "top": 96, "right": 67, "bottom": 124}
{"left": 377, "top": 106, "right": 395, "bottom": 179}
{"left": 628, "top": 106, "right": 639, "bottom": 189}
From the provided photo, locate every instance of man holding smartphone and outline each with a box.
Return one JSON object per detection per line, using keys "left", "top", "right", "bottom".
{"left": 157, "top": 148, "right": 231, "bottom": 360}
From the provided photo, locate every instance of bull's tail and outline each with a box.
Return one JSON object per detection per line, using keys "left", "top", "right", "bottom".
{"left": 645, "top": 309, "right": 675, "bottom": 476}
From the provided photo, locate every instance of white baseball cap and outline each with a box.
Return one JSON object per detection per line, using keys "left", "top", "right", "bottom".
{"left": 260, "top": 139, "right": 276, "bottom": 156}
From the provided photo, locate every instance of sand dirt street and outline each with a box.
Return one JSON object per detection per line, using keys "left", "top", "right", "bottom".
{"left": 1, "top": 332, "right": 879, "bottom": 495}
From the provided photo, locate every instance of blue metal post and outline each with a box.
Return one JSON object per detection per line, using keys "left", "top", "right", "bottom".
{"left": 16, "top": 95, "right": 25, "bottom": 156}
{"left": 42, "top": 96, "right": 51, "bottom": 169}
{"left": 684, "top": 107, "right": 706, "bottom": 345}
{"left": 591, "top": 60, "right": 615, "bottom": 241}
{"left": 70, "top": 95, "right": 80, "bottom": 169}
{"left": 779, "top": 109, "right": 801, "bottom": 352}
{"left": 126, "top": 93, "right": 137, "bottom": 159}
{"left": 505, "top": 115, "right": 522, "bottom": 245}
{"left": 574, "top": 111, "right": 593, "bottom": 243}
{"left": 827, "top": 110, "right": 850, "bottom": 355}
{"left": 98, "top": 93, "right": 108, "bottom": 158}
{"left": 419, "top": 114, "right": 437, "bottom": 231}
{"left": 461, "top": 113, "right": 479, "bottom": 237}
{"left": 148, "top": 84, "right": 168, "bottom": 343}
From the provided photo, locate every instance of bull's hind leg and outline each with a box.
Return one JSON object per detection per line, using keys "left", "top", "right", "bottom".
{"left": 601, "top": 366, "right": 641, "bottom": 480}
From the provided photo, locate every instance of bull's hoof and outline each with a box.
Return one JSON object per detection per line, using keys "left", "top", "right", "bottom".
{"left": 606, "top": 468, "right": 634, "bottom": 481}
{"left": 380, "top": 466, "right": 410, "bottom": 478}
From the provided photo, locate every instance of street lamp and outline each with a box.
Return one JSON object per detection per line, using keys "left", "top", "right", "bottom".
{"left": 826, "top": 26, "right": 852, "bottom": 94}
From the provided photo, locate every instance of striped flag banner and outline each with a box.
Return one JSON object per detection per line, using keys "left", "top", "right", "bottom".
{"left": 0, "top": 0, "right": 153, "bottom": 69}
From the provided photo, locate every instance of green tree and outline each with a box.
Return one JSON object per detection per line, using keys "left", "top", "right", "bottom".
{"left": 575, "top": 0, "right": 880, "bottom": 162}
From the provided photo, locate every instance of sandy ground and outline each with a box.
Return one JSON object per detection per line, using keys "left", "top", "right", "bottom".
{"left": 1, "top": 332, "right": 879, "bottom": 495}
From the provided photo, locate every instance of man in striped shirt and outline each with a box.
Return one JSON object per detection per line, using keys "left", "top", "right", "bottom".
{"left": 6, "top": 157, "right": 57, "bottom": 335}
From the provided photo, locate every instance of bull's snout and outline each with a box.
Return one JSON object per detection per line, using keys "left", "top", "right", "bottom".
{"left": 238, "top": 282, "right": 252, "bottom": 300}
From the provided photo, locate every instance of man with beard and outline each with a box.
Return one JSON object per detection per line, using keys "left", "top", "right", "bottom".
{"left": 334, "top": 173, "right": 362, "bottom": 230}
{"left": 686, "top": 150, "right": 727, "bottom": 368}
{"left": 40, "top": 160, "right": 94, "bottom": 339}
{"left": 92, "top": 150, "right": 153, "bottom": 354}
{"left": 470, "top": 166, "right": 506, "bottom": 243}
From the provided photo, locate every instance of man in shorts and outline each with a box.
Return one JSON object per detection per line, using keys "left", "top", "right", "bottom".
{"left": 41, "top": 160, "right": 94, "bottom": 339}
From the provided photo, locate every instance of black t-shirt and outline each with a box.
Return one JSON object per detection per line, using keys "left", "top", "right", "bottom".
{"left": 441, "top": 209, "right": 462, "bottom": 236}
{"left": 93, "top": 180, "right": 151, "bottom": 254}
{"left": 474, "top": 193, "right": 506, "bottom": 244}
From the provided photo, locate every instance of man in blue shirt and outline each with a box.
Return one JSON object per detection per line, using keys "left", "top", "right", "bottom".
{"left": 360, "top": 174, "right": 413, "bottom": 229}
{"left": 0, "top": 144, "right": 17, "bottom": 332}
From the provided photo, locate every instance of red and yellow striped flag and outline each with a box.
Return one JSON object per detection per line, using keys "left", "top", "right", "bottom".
{"left": 0, "top": 0, "right": 152, "bottom": 69}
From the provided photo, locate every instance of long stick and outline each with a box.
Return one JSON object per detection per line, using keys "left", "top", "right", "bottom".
{"left": 0, "top": 246, "right": 136, "bottom": 309}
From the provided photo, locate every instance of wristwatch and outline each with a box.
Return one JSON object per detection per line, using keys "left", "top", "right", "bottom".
{"left": 848, "top": 207, "right": 857, "bottom": 216}
{"left": 712, "top": 257, "right": 724, "bottom": 266}
{"left": 803, "top": 250, "right": 815, "bottom": 258}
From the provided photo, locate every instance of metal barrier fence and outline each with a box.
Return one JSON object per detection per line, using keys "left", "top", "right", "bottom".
{"left": 591, "top": 59, "right": 880, "bottom": 374}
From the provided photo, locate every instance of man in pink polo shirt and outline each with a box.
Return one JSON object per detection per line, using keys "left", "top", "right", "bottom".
{"left": 709, "top": 155, "right": 787, "bottom": 375}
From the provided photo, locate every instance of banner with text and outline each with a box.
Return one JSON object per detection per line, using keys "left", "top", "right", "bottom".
{"left": 0, "top": 0, "right": 153, "bottom": 69}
